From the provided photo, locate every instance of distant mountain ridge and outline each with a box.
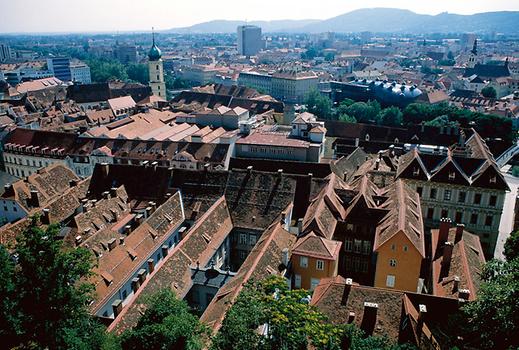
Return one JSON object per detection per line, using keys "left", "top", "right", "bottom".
{"left": 166, "top": 8, "right": 519, "bottom": 34}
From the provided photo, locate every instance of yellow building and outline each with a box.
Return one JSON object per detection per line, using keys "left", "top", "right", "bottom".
{"left": 373, "top": 181, "right": 425, "bottom": 292}
{"left": 291, "top": 232, "right": 341, "bottom": 290}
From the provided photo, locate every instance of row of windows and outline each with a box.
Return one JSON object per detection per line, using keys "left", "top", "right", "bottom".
{"left": 5, "top": 155, "right": 47, "bottom": 168}
{"left": 238, "top": 233, "right": 257, "bottom": 246}
{"left": 344, "top": 239, "right": 371, "bottom": 255}
{"left": 425, "top": 207, "right": 494, "bottom": 226}
{"left": 248, "top": 145, "right": 295, "bottom": 156}
{"left": 417, "top": 186, "right": 497, "bottom": 207}
{"left": 299, "top": 256, "right": 325, "bottom": 270}
{"left": 344, "top": 256, "right": 369, "bottom": 273}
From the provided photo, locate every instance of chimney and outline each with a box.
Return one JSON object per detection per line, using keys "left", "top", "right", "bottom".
{"left": 438, "top": 218, "right": 451, "bottom": 251}
{"left": 281, "top": 248, "right": 289, "bottom": 267}
{"left": 178, "top": 226, "right": 187, "bottom": 241}
{"left": 459, "top": 289, "right": 471, "bottom": 300}
{"left": 361, "top": 302, "right": 378, "bottom": 336}
{"left": 137, "top": 268, "right": 147, "bottom": 284}
{"left": 348, "top": 312, "right": 356, "bottom": 324}
{"left": 149, "top": 201, "right": 157, "bottom": 213}
{"left": 278, "top": 169, "right": 283, "bottom": 178}
{"left": 75, "top": 235, "right": 82, "bottom": 246}
{"left": 119, "top": 236, "right": 125, "bottom": 245}
{"left": 441, "top": 241, "right": 454, "bottom": 277}
{"left": 355, "top": 137, "right": 359, "bottom": 147}
{"left": 124, "top": 225, "right": 132, "bottom": 235}
{"left": 417, "top": 304, "right": 427, "bottom": 338}
{"left": 30, "top": 190, "right": 40, "bottom": 208}
{"left": 80, "top": 198, "right": 88, "bottom": 213}
{"left": 112, "top": 299, "right": 123, "bottom": 317}
{"left": 69, "top": 179, "right": 78, "bottom": 187}
{"left": 280, "top": 211, "right": 286, "bottom": 225}
{"left": 91, "top": 199, "right": 97, "bottom": 208}
{"left": 100, "top": 162, "right": 109, "bottom": 177}
{"left": 161, "top": 244, "right": 169, "bottom": 257}
{"left": 455, "top": 224, "right": 464, "bottom": 243}
{"left": 453, "top": 275, "right": 460, "bottom": 293}
{"left": 204, "top": 163, "right": 210, "bottom": 171}
{"left": 247, "top": 165, "right": 253, "bottom": 174}
{"left": 151, "top": 161, "right": 158, "bottom": 171}
{"left": 145, "top": 206, "right": 152, "bottom": 218}
{"left": 135, "top": 214, "right": 143, "bottom": 225}
{"left": 107, "top": 238, "right": 117, "bottom": 251}
{"left": 297, "top": 218, "right": 304, "bottom": 235}
{"left": 147, "top": 258, "right": 155, "bottom": 273}
{"left": 131, "top": 277, "right": 140, "bottom": 293}
{"left": 375, "top": 159, "right": 380, "bottom": 170}
{"left": 41, "top": 208, "right": 50, "bottom": 224}
{"left": 110, "top": 187, "right": 118, "bottom": 198}
{"left": 102, "top": 191, "right": 110, "bottom": 199}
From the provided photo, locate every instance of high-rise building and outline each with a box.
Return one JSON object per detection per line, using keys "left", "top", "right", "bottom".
{"left": 115, "top": 44, "right": 137, "bottom": 64}
{"left": 0, "top": 43, "right": 12, "bottom": 62}
{"left": 148, "top": 31, "right": 166, "bottom": 98}
{"left": 47, "top": 57, "right": 72, "bottom": 81}
{"left": 237, "top": 25, "right": 263, "bottom": 57}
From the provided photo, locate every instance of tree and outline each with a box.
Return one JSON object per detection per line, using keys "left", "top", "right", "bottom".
{"left": 460, "top": 258, "right": 519, "bottom": 349}
{"left": 504, "top": 230, "right": 519, "bottom": 261}
{"left": 305, "top": 89, "right": 333, "bottom": 120}
{"left": 343, "top": 101, "right": 379, "bottom": 123}
{"left": 324, "top": 52, "right": 335, "bottom": 62}
{"left": 378, "top": 106, "right": 403, "bottom": 126}
{"left": 481, "top": 86, "right": 497, "bottom": 99}
{"left": 339, "top": 114, "right": 357, "bottom": 123}
{"left": 120, "top": 289, "right": 207, "bottom": 350}
{"left": 86, "top": 58, "right": 128, "bottom": 82}
{"left": 126, "top": 64, "right": 149, "bottom": 85}
{"left": 212, "top": 275, "right": 345, "bottom": 350}
{"left": 423, "top": 115, "right": 457, "bottom": 128}
{"left": 0, "top": 218, "right": 107, "bottom": 349}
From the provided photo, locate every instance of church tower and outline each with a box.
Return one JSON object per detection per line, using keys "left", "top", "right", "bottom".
{"left": 148, "top": 29, "right": 166, "bottom": 98}
{"left": 467, "top": 39, "right": 478, "bottom": 68}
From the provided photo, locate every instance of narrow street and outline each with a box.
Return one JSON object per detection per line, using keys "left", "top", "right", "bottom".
{"left": 494, "top": 173, "right": 519, "bottom": 260}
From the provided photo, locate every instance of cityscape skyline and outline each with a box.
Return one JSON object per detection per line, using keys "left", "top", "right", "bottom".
{"left": 1, "top": 0, "right": 519, "bottom": 34}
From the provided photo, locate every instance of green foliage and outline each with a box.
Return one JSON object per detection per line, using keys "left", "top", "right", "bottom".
{"left": 126, "top": 64, "right": 149, "bottom": 85}
{"left": 438, "top": 59, "right": 456, "bottom": 66}
{"left": 339, "top": 114, "right": 357, "bottom": 123}
{"left": 403, "top": 102, "right": 513, "bottom": 143}
{"left": 423, "top": 115, "right": 457, "bottom": 128}
{"left": 212, "top": 275, "right": 344, "bottom": 350}
{"left": 305, "top": 89, "right": 333, "bottom": 120}
{"left": 341, "top": 101, "right": 380, "bottom": 124}
{"left": 120, "top": 289, "right": 207, "bottom": 350}
{"left": 481, "top": 86, "right": 497, "bottom": 98}
{"left": 460, "top": 258, "right": 519, "bottom": 349}
{"left": 504, "top": 230, "right": 519, "bottom": 261}
{"left": 324, "top": 52, "right": 335, "bottom": 62}
{"left": 87, "top": 58, "right": 129, "bottom": 82}
{"left": 0, "top": 218, "right": 108, "bottom": 349}
{"left": 378, "top": 106, "right": 403, "bottom": 126}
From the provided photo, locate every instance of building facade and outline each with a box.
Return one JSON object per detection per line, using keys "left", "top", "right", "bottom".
{"left": 237, "top": 25, "right": 262, "bottom": 57}
{"left": 47, "top": 57, "right": 72, "bottom": 82}
{"left": 70, "top": 63, "right": 92, "bottom": 84}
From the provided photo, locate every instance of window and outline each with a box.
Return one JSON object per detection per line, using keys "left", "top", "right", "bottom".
{"left": 249, "top": 235, "right": 257, "bottom": 246}
{"left": 344, "top": 239, "right": 353, "bottom": 252}
{"left": 310, "top": 278, "right": 320, "bottom": 290}
{"left": 489, "top": 195, "right": 497, "bottom": 207}
{"left": 391, "top": 244, "right": 396, "bottom": 251}
{"left": 300, "top": 256, "right": 308, "bottom": 268}
{"left": 458, "top": 191, "right": 466, "bottom": 203}
{"left": 239, "top": 234, "right": 247, "bottom": 245}
{"left": 389, "top": 259, "right": 397, "bottom": 267}
{"left": 444, "top": 189, "right": 451, "bottom": 201}
{"left": 294, "top": 274, "right": 301, "bottom": 288}
{"left": 470, "top": 213, "right": 478, "bottom": 225}
{"left": 416, "top": 187, "right": 423, "bottom": 196}
{"left": 316, "top": 260, "right": 324, "bottom": 270}
{"left": 474, "top": 193, "right": 482, "bottom": 205}
{"left": 413, "top": 167, "right": 420, "bottom": 176}
{"left": 485, "top": 215, "right": 493, "bottom": 227}
{"left": 362, "top": 241, "right": 371, "bottom": 255}
{"left": 455, "top": 211, "right": 463, "bottom": 223}
{"left": 360, "top": 259, "right": 369, "bottom": 272}
{"left": 430, "top": 188, "right": 437, "bottom": 199}
{"left": 354, "top": 239, "right": 362, "bottom": 253}
{"left": 386, "top": 275, "right": 395, "bottom": 288}
{"left": 448, "top": 171, "right": 456, "bottom": 180}
{"left": 489, "top": 176, "right": 497, "bottom": 184}
{"left": 441, "top": 209, "right": 448, "bottom": 218}
{"left": 427, "top": 208, "right": 434, "bottom": 219}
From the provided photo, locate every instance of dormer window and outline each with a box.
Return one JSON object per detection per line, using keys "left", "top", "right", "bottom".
{"left": 489, "top": 176, "right": 496, "bottom": 184}
{"left": 413, "top": 167, "right": 420, "bottom": 176}
{"left": 449, "top": 172, "right": 456, "bottom": 180}
{"left": 365, "top": 134, "right": 370, "bottom": 141}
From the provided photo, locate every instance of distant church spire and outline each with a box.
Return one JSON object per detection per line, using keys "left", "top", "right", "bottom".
{"left": 471, "top": 39, "right": 478, "bottom": 55}
{"left": 152, "top": 27, "right": 155, "bottom": 45}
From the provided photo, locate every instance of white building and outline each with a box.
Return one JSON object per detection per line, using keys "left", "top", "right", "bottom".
{"left": 148, "top": 33, "right": 166, "bottom": 98}
{"left": 70, "top": 63, "right": 92, "bottom": 84}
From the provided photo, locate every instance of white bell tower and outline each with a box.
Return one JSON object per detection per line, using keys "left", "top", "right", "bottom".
{"left": 148, "top": 28, "right": 166, "bottom": 98}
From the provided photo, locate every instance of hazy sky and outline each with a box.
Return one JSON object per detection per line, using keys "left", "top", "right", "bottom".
{"left": 1, "top": 0, "right": 519, "bottom": 33}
